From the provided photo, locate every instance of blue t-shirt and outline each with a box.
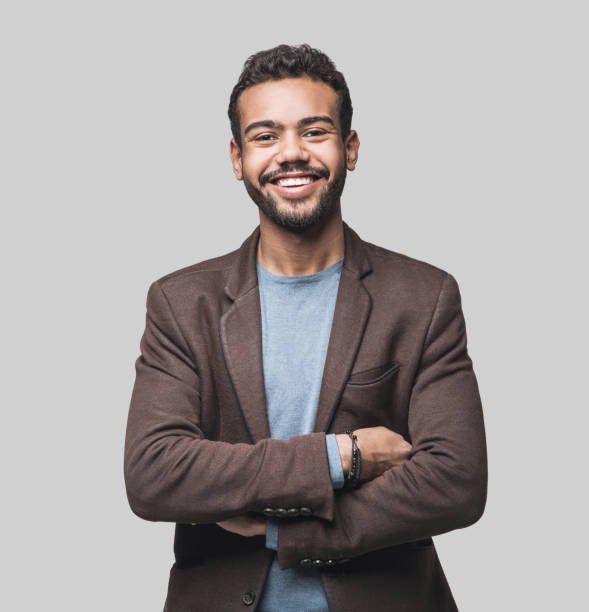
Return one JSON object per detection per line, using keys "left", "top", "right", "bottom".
{"left": 256, "top": 257, "right": 345, "bottom": 612}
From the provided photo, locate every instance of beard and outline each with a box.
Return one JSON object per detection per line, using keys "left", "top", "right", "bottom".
{"left": 243, "top": 163, "right": 347, "bottom": 233}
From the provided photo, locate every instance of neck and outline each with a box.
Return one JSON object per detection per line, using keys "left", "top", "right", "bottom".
{"left": 257, "top": 208, "right": 344, "bottom": 276}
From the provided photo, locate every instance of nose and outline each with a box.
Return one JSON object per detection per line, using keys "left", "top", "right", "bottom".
{"left": 274, "top": 132, "right": 310, "bottom": 165}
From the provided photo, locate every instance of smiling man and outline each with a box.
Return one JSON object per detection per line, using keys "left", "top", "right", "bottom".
{"left": 125, "top": 44, "right": 487, "bottom": 611}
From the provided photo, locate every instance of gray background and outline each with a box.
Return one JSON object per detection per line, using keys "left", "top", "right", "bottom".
{"left": 2, "top": 1, "right": 586, "bottom": 610}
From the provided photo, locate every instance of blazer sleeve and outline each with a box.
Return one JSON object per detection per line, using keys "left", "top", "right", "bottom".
{"left": 124, "top": 280, "right": 335, "bottom": 524}
{"left": 275, "top": 273, "right": 488, "bottom": 569}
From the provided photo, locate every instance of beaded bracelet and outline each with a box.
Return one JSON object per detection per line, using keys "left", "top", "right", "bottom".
{"left": 344, "top": 429, "right": 362, "bottom": 488}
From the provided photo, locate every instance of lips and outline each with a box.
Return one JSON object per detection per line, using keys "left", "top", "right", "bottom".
{"left": 266, "top": 170, "right": 323, "bottom": 184}
{"left": 273, "top": 175, "right": 317, "bottom": 188}
{"left": 267, "top": 174, "right": 324, "bottom": 198}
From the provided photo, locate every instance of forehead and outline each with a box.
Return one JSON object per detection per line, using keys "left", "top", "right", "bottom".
{"left": 237, "top": 76, "right": 339, "bottom": 131}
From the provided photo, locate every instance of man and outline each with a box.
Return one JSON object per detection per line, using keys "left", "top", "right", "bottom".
{"left": 125, "top": 44, "right": 487, "bottom": 611}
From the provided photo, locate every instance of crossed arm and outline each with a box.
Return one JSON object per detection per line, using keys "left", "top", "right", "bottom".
{"left": 217, "top": 427, "right": 413, "bottom": 540}
{"left": 125, "top": 274, "right": 487, "bottom": 569}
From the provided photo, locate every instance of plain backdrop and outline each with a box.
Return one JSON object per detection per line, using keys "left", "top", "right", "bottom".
{"left": 1, "top": 1, "right": 587, "bottom": 610}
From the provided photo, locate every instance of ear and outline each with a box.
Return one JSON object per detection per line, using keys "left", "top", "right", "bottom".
{"left": 229, "top": 138, "right": 243, "bottom": 181}
{"left": 344, "top": 130, "right": 360, "bottom": 171}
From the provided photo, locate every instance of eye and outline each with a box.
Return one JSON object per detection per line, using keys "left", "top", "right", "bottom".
{"left": 254, "top": 133, "right": 277, "bottom": 142}
{"left": 304, "top": 129, "right": 326, "bottom": 137}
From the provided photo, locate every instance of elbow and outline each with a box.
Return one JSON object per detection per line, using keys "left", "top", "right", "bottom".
{"left": 124, "top": 465, "right": 161, "bottom": 522}
{"left": 451, "top": 470, "right": 487, "bottom": 529}
{"left": 124, "top": 447, "right": 174, "bottom": 522}
{"left": 459, "top": 486, "right": 486, "bottom": 528}
{"left": 127, "top": 494, "right": 159, "bottom": 522}
{"left": 123, "top": 448, "right": 213, "bottom": 524}
{"left": 125, "top": 484, "right": 159, "bottom": 522}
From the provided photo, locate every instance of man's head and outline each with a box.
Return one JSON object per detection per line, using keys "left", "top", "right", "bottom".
{"left": 228, "top": 44, "right": 359, "bottom": 232}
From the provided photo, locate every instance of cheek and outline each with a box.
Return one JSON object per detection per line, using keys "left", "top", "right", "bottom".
{"left": 243, "top": 153, "right": 274, "bottom": 181}
{"left": 316, "top": 144, "right": 345, "bottom": 171}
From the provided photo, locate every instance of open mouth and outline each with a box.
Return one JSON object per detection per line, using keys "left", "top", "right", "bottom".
{"left": 269, "top": 174, "right": 322, "bottom": 188}
{"left": 264, "top": 170, "right": 328, "bottom": 199}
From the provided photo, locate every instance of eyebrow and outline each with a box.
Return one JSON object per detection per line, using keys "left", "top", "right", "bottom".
{"left": 244, "top": 115, "right": 336, "bottom": 136}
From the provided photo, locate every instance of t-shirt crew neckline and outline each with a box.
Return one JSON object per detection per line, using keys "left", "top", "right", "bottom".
{"left": 256, "top": 257, "right": 344, "bottom": 284}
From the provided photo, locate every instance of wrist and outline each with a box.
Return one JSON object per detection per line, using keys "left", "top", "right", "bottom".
{"left": 336, "top": 433, "right": 352, "bottom": 473}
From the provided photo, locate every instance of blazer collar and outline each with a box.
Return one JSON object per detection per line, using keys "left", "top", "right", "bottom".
{"left": 220, "top": 221, "right": 373, "bottom": 442}
{"left": 224, "top": 221, "right": 372, "bottom": 301}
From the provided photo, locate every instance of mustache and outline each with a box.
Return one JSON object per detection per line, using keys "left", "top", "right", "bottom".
{"left": 260, "top": 165, "right": 329, "bottom": 186}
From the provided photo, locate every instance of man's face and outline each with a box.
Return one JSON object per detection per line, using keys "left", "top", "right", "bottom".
{"left": 230, "top": 76, "right": 359, "bottom": 232}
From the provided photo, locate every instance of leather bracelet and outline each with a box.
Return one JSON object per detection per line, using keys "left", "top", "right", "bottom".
{"left": 344, "top": 429, "right": 362, "bottom": 488}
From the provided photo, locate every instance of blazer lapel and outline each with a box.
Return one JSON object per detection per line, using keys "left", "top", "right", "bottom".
{"left": 219, "top": 226, "right": 271, "bottom": 443}
{"left": 313, "top": 222, "right": 372, "bottom": 433}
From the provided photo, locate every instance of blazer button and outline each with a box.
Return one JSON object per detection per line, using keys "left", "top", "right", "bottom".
{"left": 299, "top": 507, "right": 312, "bottom": 517}
{"left": 262, "top": 508, "right": 275, "bottom": 517}
{"left": 325, "top": 559, "right": 336, "bottom": 567}
{"left": 300, "top": 558, "right": 313, "bottom": 567}
{"left": 274, "top": 508, "right": 288, "bottom": 518}
{"left": 242, "top": 591, "right": 256, "bottom": 606}
{"left": 286, "top": 508, "right": 300, "bottom": 518}
{"left": 313, "top": 559, "right": 325, "bottom": 567}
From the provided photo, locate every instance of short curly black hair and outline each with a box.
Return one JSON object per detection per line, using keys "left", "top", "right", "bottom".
{"left": 228, "top": 43, "right": 353, "bottom": 150}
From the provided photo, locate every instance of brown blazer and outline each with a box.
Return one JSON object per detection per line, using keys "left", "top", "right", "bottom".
{"left": 124, "top": 222, "right": 487, "bottom": 611}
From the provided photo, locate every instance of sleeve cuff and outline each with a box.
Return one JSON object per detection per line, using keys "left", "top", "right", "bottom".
{"left": 265, "top": 518, "right": 279, "bottom": 550}
{"left": 325, "top": 433, "right": 345, "bottom": 489}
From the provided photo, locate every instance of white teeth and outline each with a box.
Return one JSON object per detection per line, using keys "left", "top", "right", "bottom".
{"left": 275, "top": 176, "right": 315, "bottom": 187}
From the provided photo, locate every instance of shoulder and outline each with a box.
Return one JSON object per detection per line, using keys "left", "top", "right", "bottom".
{"left": 145, "top": 245, "right": 241, "bottom": 308}
{"left": 356, "top": 237, "right": 463, "bottom": 318}
{"left": 157, "top": 249, "right": 237, "bottom": 285}
{"left": 361, "top": 237, "right": 451, "bottom": 285}
{"left": 364, "top": 239, "right": 446, "bottom": 274}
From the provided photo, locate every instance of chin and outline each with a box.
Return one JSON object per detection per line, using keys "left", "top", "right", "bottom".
{"left": 269, "top": 201, "right": 338, "bottom": 232}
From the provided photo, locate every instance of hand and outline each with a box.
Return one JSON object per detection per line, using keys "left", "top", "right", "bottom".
{"left": 217, "top": 514, "right": 267, "bottom": 537}
{"left": 336, "top": 426, "right": 412, "bottom": 482}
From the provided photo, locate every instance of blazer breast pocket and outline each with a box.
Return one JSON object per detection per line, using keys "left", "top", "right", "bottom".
{"left": 346, "top": 361, "right": 400, "bottom": 386}
{"left": 337, "top": 361, "right": 401, "bottom": 429}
